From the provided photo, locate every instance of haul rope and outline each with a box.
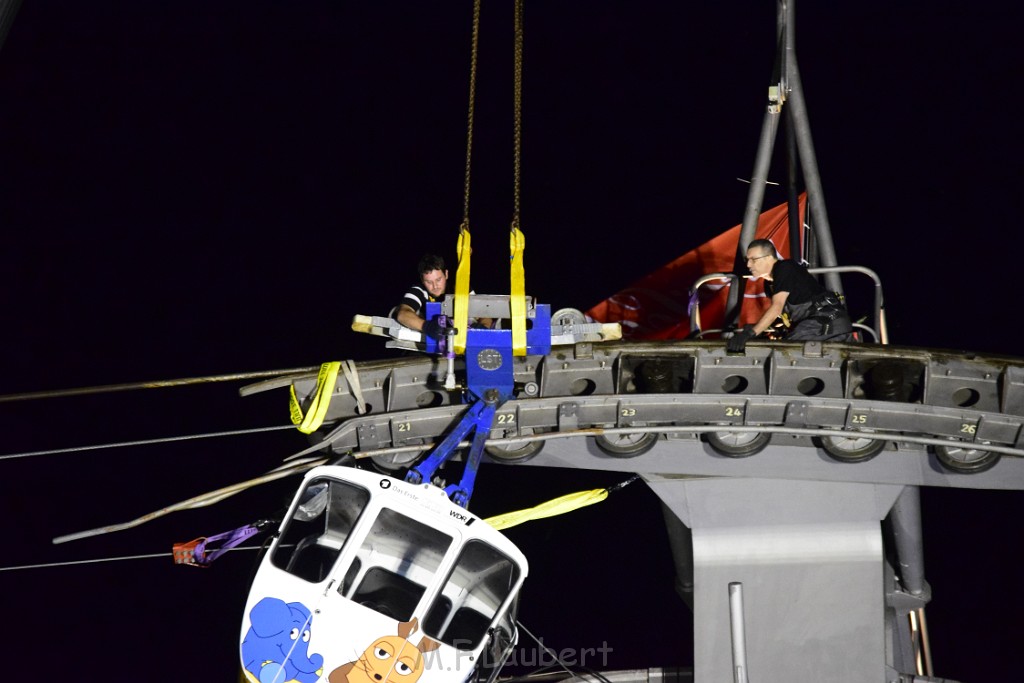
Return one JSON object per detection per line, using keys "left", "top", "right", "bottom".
{"left": 0, "top": 366, "right": 318, "bottom": 404}
{"left": 52, "top": 456, "right": 327, "bottom": 544}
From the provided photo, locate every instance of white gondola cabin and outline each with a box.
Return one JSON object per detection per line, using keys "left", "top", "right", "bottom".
{"left": 240, "top": 466, "right": 528, "bottom": 683}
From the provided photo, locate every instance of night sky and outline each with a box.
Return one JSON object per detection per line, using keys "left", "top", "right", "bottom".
{"left": 2, "top": 2, "right": 1022, "bottom": 681}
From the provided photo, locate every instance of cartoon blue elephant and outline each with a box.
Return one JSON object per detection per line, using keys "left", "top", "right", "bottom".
{"left": 242, "top": 597, "right": 325, "bottom": 683}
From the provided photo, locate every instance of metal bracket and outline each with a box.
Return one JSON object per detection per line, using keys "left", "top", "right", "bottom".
{"left": 405, "top": 391, "right": 500, "bottom": 508}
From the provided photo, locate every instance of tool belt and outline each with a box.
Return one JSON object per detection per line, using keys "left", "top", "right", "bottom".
{"left": 787, "top": 292, "right": 852, "bottom": 338}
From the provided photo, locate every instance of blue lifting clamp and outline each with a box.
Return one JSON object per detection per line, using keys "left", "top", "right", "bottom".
{"left": 405, "top": 387, "right": 501, "bottom": 508}
{"left": 405, "top": 300, "right": 552, "bottom": 508}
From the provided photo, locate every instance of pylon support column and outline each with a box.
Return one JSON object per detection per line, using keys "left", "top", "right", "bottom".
{"left": 646, "top": 476, "right": 903, "bottom": 683}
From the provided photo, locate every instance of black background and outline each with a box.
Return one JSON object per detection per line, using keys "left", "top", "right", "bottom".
{"left": 1, "top": 2, "right": 1022, "bottom": 681}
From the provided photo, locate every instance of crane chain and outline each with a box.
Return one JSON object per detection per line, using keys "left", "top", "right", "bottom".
{"left": 461, "top": 0, "right": 482, "bottom": 233}
{"left": 511, "top": 0, "right": 524, "bottom": 231}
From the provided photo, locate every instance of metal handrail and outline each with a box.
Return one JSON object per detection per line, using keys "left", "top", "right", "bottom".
{"left": 688, "top": 272, "right": 742, "bottom": 337}
{"left": 688, "top": 265, "right": 887, "bottom": 344}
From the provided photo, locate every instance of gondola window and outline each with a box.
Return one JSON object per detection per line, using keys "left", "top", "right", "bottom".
{"left": 424, "top": 541, "right": 521, "bottom": 650}
{"left": 339, "top": 507, "right": 454, "bottom": 621}
{"left": 271, "top": 478, "right": 370, "bottom": 583}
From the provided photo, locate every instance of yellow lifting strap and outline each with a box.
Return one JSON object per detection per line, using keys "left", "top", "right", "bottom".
{"left": 453, "top": 227, "right": 472, "bottom": 355}
{"left": 509, "top": 226, "right": 527, "bottom": 355}
{"left": 484, "top": 486, "right": 608, "bottom": 531}
{"left": 288, "top": 361, "right": 341, "bottom": 434}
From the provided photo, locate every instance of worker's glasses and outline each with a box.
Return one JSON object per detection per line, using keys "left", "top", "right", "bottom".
{"left": 746, "top": 254, "right": 771, "bottom": 262}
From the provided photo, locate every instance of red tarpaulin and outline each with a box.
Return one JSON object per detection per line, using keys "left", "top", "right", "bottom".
{"left": 585, "top": 194, "right": 806, "bottom": 339}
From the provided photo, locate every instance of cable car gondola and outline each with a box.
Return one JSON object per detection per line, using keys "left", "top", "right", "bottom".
{"left": 240, "top": 465, "right": 528, "bottom": 683}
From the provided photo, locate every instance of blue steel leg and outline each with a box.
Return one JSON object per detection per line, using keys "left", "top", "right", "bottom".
{"left": 444, "top": 400, "right": 498, "bottom": 508}
{"left": 406, "top": 399, "right": 490, "bottom": 486}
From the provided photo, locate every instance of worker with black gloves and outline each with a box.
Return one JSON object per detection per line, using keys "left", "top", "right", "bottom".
{"left": 727, "top": 239, "right": 854, "bottom": 353}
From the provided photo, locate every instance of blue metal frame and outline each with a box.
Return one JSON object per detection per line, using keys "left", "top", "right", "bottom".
{"left": 406, "top": 301, "right": 552, "bottom": 507}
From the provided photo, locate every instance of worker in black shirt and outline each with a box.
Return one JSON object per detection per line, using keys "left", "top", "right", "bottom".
{"left": 728, "top": 238, "right": 854, "bottom": 352}
{"left": 394, "top": 253, "right": 492, "bottom": 341}
{"left": 394, "top": 253, "right": 450, "bottom": 341}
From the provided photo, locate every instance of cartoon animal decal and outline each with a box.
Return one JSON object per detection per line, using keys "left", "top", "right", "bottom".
{"left": 329, "top": 617, "right": 442, "bottom": 683}
{"left": 241, "top": 597, "right": 325, "bottom": 683}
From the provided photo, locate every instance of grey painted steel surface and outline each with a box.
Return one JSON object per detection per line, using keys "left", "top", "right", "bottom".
{"left": 263, "top": 341, "right": 1024, "bottom": 487}
{"left": 513, "top": 435, "right": 1024, "bottom": 491}
{"left": 889, "top": 487, "right": 926, "bottom": 596}
{"left": 650, "top": 477, "right": 896, "bottom": 683}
